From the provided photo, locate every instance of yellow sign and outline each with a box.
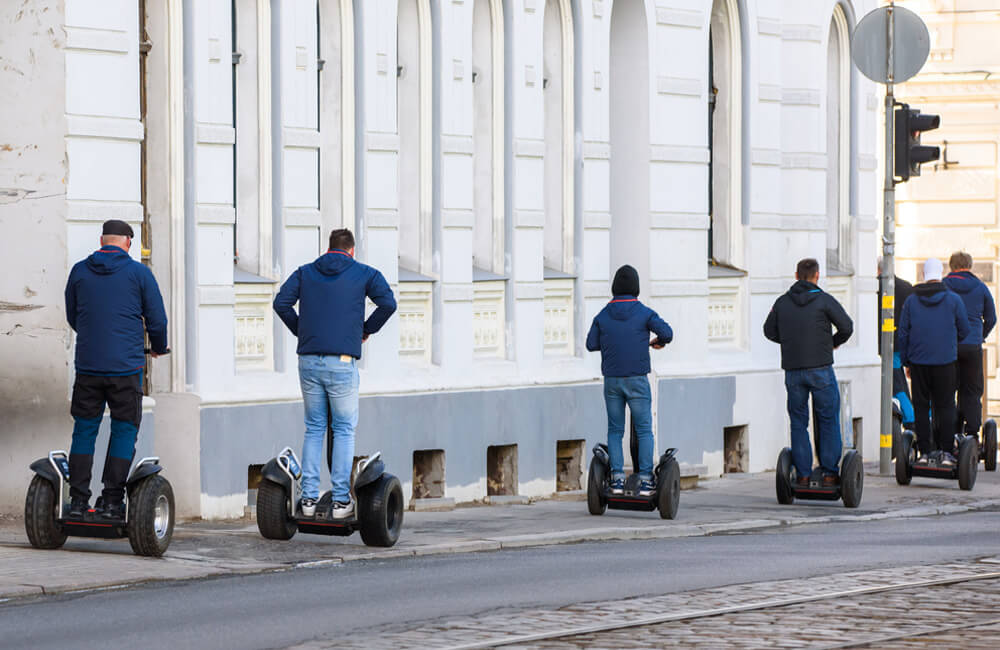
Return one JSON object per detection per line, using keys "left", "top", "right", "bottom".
{"left": 882, "top": 318, "right": 895, "bottom": 332}
{"left": 882, "top": 295, "right": 894, "bottom": 310}
{"left": 880, "top": 434, "right": 892, "bottom": 448}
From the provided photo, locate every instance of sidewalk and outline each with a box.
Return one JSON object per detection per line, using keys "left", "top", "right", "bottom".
{"left": 2, "top": 468, "right": 999, "bottom": 601}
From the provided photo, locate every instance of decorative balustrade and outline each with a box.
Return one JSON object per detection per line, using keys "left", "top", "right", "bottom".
{"left": 707, "top": 276, "right": 741, "bottom": 346}
{"left": 234, "top": 283, "right": 275, "bottom": 371}
{"left": 473, "top": 281, "right": 505, "bottom": 358}
{"left": 398, "top": 282, "right": 433, "bottom": 362}
{"left": 543, "top": 278, "right": 574, "bottom": 356}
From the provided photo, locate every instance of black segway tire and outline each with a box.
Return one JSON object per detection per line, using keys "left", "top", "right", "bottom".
{"left": 24, "top": 475, "right": 67, "bottom": 550}
{"left": 657, "top": 458, "right": 680, "bottom": 520}
{"left": 587, "top": 457, "right": 607, "bottom": 516}
{"left": 958, "top": 436, "right": 978, "bottom": 491}
{"left": 896, "top": 432, "right": 914, "bottom": 485}
{"left": 127, "top": 475, "right": 175, "bottom": 557}
{"left": 358, "top": 474, "right": 404, "bottom": 547}
{"left": 840, "top": 451, "right": 863, "bottom": 509}
{"left": 775, "top": 448, "right": 794, "bottom": 505}
{"left": 257, "top": 479, "right": 297, "bottom": 540}
{"left": 984, "top": 420, "right": 997, "bottom": 472}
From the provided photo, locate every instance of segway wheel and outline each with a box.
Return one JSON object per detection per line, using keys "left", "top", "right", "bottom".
{"left": 775, "top": 448, "right": 794, "bottom": 505}
{"left": 984, "top": 420, "right": 997, "bottom": 472}
{"left": 958, "top": 436, "right": 978, "bottom": 491}
{"left": 358, "top": 474, "right": 404, "bottom": 547}
{"left": 24, "top": 475, "right": 67, "bottom": 550}
{"left": 587, "top": 457, "right": 607, "bottom": 516}
{"left": 657, "top": 458, "right": 680, "bottom": 520}
{"left": 256, "top": 479, "right": 297, "bottom": 540}
{"left": 896, "top": 432, "right": 914, "bottom": 486}
{"left": 127, "top": 475, "right": 175, "bottom": 557}
{"left": 840, "top": 450, "right": 863, "bottom": 509}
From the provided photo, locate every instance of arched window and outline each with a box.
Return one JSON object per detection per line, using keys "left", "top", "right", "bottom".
{"left": 397, "top": 0, "right": 433, "bottom": 276}
{"left": 472, "top": 0, "right": 503, "bottom": 274}
{"left": 709, "top": 0, "right": 743, "bottom": 268}
{"left": 827, "top": 5, "right": 852, "bottom": 271}
{"left": 542, "top": 0, "right": 573, "bottom": 274}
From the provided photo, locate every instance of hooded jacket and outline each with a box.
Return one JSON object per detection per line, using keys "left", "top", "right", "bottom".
{"left": 763, "top": 280, "right": 853, "bottom": 371}
{"left": 898, "top": 282, "right": 970, "bottom": 366}
{"left": 273, "top": 250, "right": 397, "bottom": 358}
{"left": 943, "top": 270, "right": 996, "bottom": 346}
{"left": 65, "top": 246, "right": 168, "bottom": 375}
{"left": 586, "top": 296, "right": 673, "bottom": 377}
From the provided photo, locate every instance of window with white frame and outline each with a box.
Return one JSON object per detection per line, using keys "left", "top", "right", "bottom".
{"left": 708, "top": 0, "right": 743, "bottom": 268}
{"left": 826, "top": 5, "right": 852, "bottom": 273}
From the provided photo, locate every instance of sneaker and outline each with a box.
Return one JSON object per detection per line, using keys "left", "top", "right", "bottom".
{"left": 796, "top": 475, "right": 810, "bottom": 487}
{"left": 100, "top": 501, "right": 125, "bottom": 521}
{"left": 940, "top": 452, "right": 957, "bottom": 467}
{"left": 300, "top": 497, "right": 317, "bottom": 518}
{"left": 822, "top": 474, "right": 839, "bottom": 488}
{"left": 638, "top": 479, "right": 656, "bottom": 497}
{"left": 68, "top": 498, "right": 89, "bottom": 519}
{"left": 609, "top": 477, "right": 625, "bottom": 495}
{"left": 331, "top": 499, "right": 354, "bottom": 520}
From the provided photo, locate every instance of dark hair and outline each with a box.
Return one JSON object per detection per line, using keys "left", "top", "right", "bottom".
{"left": 796, "top": 258, "right": 820, "bottom": 280}
{"left": 949, "top": 251, "right": 972, "bottom": 271}
{"left": 329, "top": 228, "right": 355, "bottom": 252}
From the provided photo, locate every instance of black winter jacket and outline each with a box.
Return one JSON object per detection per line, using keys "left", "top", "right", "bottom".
{"left": 878, "top": 275, "right": 913, "bottom": 350}
{"left": 763, "top": 280, "right": 854, "bottom": 371}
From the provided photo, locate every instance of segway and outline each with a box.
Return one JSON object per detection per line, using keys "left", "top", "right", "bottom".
{"left": 895, "top": 430, "right": 979, "bottom": 490}
{"left": 256, "top": 438, "right": 404, "bottom": 547}
{"left": 775, "top": 446, "right": 863, "bottom": 508}
{"left": 587, "top": 420, "right": 680, "bottom": 519}
{"left": 981, "top": 418, "right": 997, "bottom": 472}
{"left": 24, "top": 451, "right": 175, "bottom": 556}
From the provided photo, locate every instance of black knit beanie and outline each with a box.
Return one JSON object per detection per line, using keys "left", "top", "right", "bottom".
{"left": 611, "top": 265, "right": 640, "bottom": 297}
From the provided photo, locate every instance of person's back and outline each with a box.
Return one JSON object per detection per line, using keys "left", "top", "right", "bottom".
{"left": 943, "top": 262, "right": 995, "bottom": 348}
{"left": 587, "top": 297, "right": 672, "bottom": 378}
{"left": 763, "top": 279, "right": 853, "bottom": 372}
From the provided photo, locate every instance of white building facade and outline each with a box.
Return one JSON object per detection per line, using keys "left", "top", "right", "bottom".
{"left": 0, "top": 0, "right": 882, "bottom": 517}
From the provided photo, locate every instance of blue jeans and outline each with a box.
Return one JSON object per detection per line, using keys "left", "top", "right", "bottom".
{"left": 604, "top": 376, "right": 654, "bottom": 480}
{"left": 785, "top": 365, "right": 842, "bottom": 477}
{"left": 298, "top": 355, "right": 359, "bottom": 502}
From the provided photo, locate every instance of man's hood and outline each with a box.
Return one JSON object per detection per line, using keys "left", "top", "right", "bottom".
{"left": 607, "top": 295, "right": 639, "bottom": 320}
{"left": 944, "top": 271, "right": 979, "bottom": 295}
{"left": 914, "top": 281, "right": 949, "bottom": 306}
{"left": 85, "top": 246, "right": 132, "bottom": 275}
{"left": 788, "top": 280, "right": 822, "bottom": 306}
{"left": 314, "top": 250, "right": 355, "bottom": 276}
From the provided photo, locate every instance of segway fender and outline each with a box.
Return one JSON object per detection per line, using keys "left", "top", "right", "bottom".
{"left": 262, "top": 457, "right": 293, "bottom": 492}
{"left": 126, "top": 463, "right": 163, "bottom": 487}
{"left": 654, "top": 448, "right": 678, "bottom": 476}
{"left": 29, "top": 458, "right": 61, "bottom": 487}
{"left": 355, "top": 458, "right": 386, "bottom": 490}
{"left": 592, "top": 443, "right": 610, "bottom": 467}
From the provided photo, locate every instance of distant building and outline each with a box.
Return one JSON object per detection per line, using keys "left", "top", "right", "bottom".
{"left": 0, "top": 0, "right": 881, "bottom": 517}
{"left": 894, "top": 0, "right": 1000, "bottom": 413}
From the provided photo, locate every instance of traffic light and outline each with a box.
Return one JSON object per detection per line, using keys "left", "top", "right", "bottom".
{"left": 894, "top": 103, "right": 940, "bottom": 182}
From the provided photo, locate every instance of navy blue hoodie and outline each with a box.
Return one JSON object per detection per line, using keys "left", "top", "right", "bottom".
{"left": 898, "top": 282, "right": 970, "bottom": 366}
{"left": 273, "top": 250, "right": 397, "bottom": 358}
{"left": 65, "top": 246, "right": 168, "bottom": 375}
{"left": 943, "top": 270, "right": 996, "bottom": 346}
{"left": 585, "top": 297, "right": 673, "bottom": 377}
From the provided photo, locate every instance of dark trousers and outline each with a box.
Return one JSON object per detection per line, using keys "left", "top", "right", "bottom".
{"left": 69, "top": 373, "right": 143, "bottom": 504}
{"left": 910, "top": 363, "right": 957, "bottom": 455}
{"left": 785, "top": 365, "right": 842, "bottom": 477}
{"left": 956, "top": 344, "right": 984, "bottom": 436}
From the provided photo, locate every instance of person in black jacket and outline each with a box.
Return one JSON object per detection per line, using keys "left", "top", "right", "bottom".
{"left": 878, "top": 258, "right": 915, "bottom": 429}
{"left": 64, "top": 220, "right": 169, "bottom": 519}
{"left": 764, "top": 258, "right": 853, "bottom": 485}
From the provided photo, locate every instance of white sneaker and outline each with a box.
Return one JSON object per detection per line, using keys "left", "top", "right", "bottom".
{"left": 331, "top": 499, "right": 354, "bottom": 520}
{"left": 300, "top": 497, "right": 317, "bottom": 517}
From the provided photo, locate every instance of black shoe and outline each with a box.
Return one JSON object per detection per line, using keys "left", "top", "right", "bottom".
{"left": 100, "top": 501, "right": 125, "bottom": 521}
{"left": 68, "top": 498, "right": 89, "bottom": 518}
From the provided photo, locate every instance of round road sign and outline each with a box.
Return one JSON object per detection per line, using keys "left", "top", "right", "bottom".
{"left": 851, "top": 5, "right": 930, "bottom": 84}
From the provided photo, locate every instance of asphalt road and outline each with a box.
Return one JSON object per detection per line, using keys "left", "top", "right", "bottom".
{"left": 2, "top": 511, "right": 998, "bottom": 650}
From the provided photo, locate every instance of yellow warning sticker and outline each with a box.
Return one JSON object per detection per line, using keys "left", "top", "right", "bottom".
{"left": 880, "top": 434, "right": 892, "bottom": 448}
{"left": 882, "top": 318, "right": 895, "bottom": 332}
{"left": 882, "top": 295, "right": 894, "bottom": 310}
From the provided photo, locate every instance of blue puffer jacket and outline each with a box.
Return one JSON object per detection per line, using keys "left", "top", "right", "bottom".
{"left": 898, "top": 282, "right": 970, "bottom": 366}
{"left": 585, "top": 296, "right": 673, "bottom": 377}
{"left": 65, "top": 246, "right": 168, "bottom": 375}
{"left": 943, "top": 270, "right": 997, "bottom": 346}
{"left": 274, "top": 250, "right": 397, "bottom": 358}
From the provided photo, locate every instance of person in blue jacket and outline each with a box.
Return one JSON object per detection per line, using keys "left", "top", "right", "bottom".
{"left": 273, "top": 229, "right": 396, "bottom": 519}
{"left": 944, "top": 251, "right": 997, "bottom": 439}
{"left": 64, "top": 220, "right": 169, "bottom": 519}
{"left": 898, "top": 258, "right": 970, "bottom": 466}
{"left": 585, "top": 265, "right": 673, "bottom": 497}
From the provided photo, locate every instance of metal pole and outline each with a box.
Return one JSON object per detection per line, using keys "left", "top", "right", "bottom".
{"left": 879, "top": 3, "right": 896, "bottom": 475}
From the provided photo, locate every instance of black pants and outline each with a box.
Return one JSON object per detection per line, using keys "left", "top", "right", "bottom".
{"left": 956, "top": 344, "right": 984, "bottom": 436}
{"left": 68, "top": 373, "right": 144, "bottom": 503}
{"left": 910, "top": 363, "right": 957, "bottom": 455}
